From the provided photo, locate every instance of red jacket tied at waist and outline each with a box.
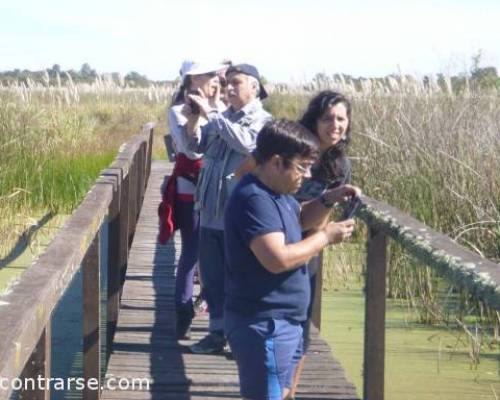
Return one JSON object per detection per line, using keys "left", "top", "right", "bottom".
{"left": 158, "top": 153, "right": 201, "bottom": 245}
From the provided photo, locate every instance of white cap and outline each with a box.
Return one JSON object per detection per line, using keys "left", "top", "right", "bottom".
{"left": 179, "top": 60, "right": 224, "bottom": 80}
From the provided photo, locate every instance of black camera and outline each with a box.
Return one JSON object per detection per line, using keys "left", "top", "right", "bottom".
{"left": 341, "top": 196, "right": 362, "bottom": 220}
{"left": 187, "top": 90, "right": 200, "bottom": 115}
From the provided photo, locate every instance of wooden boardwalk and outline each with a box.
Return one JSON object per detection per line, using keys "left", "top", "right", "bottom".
{"left": 102, "top": 160, "right": 359, "bottom": 400}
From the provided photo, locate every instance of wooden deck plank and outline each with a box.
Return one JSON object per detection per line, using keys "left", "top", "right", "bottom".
{"left": 102, "top": 160, "right": 360, "bottom": 400}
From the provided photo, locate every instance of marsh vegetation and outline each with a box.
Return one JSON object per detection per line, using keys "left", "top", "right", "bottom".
{"left": 0, "top": 74, "right": 498, "bottom": 396}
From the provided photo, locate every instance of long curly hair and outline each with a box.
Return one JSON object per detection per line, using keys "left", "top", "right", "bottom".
{"left": 299, "top": 91, "right": 352, "bottom": 183}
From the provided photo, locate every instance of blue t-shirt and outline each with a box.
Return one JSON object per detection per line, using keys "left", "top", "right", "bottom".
{"left": 224, "top": 173, "right": 310, "bottom": 322}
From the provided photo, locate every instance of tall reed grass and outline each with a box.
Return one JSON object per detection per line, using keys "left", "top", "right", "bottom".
{"left": 0, "top": 78, "right": 171, "bottom": 259}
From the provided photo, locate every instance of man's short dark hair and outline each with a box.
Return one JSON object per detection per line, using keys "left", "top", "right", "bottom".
{"left": 254, "top": 119, "right": 319, "bottom": 166}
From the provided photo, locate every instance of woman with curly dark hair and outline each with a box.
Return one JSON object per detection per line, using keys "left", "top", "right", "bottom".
{"left": 288, "top": 90, "right": 353, "bottom": 398}
{"left": 297, "top": 90, "right": 352, "bottom": 197}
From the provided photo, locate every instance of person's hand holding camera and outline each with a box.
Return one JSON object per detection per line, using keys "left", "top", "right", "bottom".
{"left": 320, "top": 184, "right": 361, "bottom": 208}
{"left": 322, "top": 219, "right": 355, "bottom": 244}
{"left": 181, "top": 89, "right": 204, "bottom": 135}
{"left": 187, "top": 87, "right": 224, "bottom": 119}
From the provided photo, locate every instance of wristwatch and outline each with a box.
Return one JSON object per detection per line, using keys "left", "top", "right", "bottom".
{"left": 319, "top": 192, "right": 335, "bottom": 208}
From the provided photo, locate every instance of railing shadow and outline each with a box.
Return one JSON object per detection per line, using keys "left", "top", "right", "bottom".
{"left": 0, "top": 211, "right": 54, "bottom": 270}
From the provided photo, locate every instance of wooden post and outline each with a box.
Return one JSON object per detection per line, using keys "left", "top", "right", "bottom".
{"left": 128, "top": 153, "right": 138, "bottom": 241}
{"left": 363, "top": 227, "right": 387, "bottom": 400}
{"left": 19, "top": 323, "right": 51, "bottom": 400}
{"left": 135, "top": 144, "right": 143, "bottom": 209}
{"left": 105, "top": 170, "right": 121, "bottom": 361}
{"left": 311, "top": 251, "right": 324, "bottom": 331}
{"left": 138, "top": 143, "right": 146, "bottom": 205}
{"left": 119, "top": 170, "right": 130, "bottom": 287}
{"left": 146, "top": 126, "right": 153, "bottom": 181}
{"left": 83, "top": 232, "right": 101, "bottom": 400}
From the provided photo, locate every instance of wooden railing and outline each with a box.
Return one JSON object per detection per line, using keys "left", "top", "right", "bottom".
{"left": 0, "top": 123, "right": 154, "bottom": 400}
{"left": 313, "top": 195, "right": 500, "bottom": 400}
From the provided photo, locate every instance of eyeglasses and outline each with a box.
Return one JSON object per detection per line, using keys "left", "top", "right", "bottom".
{"left": 288, "top": 159, "right": 313, "bottom": 175}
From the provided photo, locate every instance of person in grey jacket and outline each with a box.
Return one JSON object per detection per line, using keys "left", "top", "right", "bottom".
{"left": 184, "top": 63, "right": 272, "bottom": 354}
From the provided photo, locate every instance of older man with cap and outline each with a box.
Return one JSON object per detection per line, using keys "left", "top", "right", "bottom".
{"left": 184, "top": 63, "right": 272, "bottom": 354}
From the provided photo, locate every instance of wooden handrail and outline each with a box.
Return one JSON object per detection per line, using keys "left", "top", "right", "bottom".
{"left": 0, "top": 123, "right": 154, "bottom": 400}
{"left": 360, "top": 195, "right": 500, "bottom": 309}
{"left": 359, "top": 195, "right": 499, "bottom": 400}
{"left": 313, "top": 194, "right": 500, "bottom": 400}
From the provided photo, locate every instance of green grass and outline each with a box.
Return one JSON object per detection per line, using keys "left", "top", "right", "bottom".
{"left": 2, "top": 151, "right": 115, "bottom": 212}
{"left": 0, "top": 86, "right": 167, "bottom": 260}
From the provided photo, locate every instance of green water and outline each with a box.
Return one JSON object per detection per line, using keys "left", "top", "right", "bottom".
{"left": 321, "top": 290, "right": 500, "bottom": 400}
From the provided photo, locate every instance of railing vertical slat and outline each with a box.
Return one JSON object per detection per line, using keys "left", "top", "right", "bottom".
{"left": 19, "top": 323, "right": 51, "bottom": 400}
{"left": 138, "top": 142, "right": 146, "bottom": 205}
{"left": 106, "top": 170, "right": 121, "bottom": 360}
{"left": 363, "top": 227, "right": 387, "bottom": 400}
{"left": 136, "top": 144, "right": 143, "bottom": 209}
{"left": 119, "top": 170, "right": 130, "bottom": 287}
{"left": 146, "top": 126, "right": 153, "bottom": 181}
{"left": 83, "top": 232, "right": 101, "bottom": 400}
{"left": 128, "top": 153, "right": 138, "bottom": 241}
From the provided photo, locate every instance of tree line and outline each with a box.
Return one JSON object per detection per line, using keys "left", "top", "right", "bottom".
{"left": 1, "top": 60, "right": 499, "bottom": 92}
{"left": 0, "top": 63, "right": 174, "bottom": 87}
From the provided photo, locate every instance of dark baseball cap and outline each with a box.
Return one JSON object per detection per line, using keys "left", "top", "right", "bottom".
{"left": 226, "top": 63, "right": 268, "bottom": 99}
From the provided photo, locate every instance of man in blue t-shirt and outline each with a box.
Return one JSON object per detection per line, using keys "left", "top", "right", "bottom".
{"left": 224, "top": 119, "right": 361, "bottom": 400}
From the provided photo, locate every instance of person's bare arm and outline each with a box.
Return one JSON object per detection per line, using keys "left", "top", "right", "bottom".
{"left": 249, "top": 219, "right": 355, "bottom": 274}
{"left": 300, "top": 184, "right": 361, "bottom": 231}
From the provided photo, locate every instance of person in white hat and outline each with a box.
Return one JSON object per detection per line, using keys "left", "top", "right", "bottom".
{"left": 158, "top": 60, "right": 225, "bottom": 340}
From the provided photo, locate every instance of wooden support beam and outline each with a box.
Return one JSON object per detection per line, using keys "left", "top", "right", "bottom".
{"left": 363, "top": 227, "right": 387, "bottom": 400}
{"left": 83, "top": 232, "right": 101, "bottom": 400}
{"left": 103, "top": 169, "right": 122, "bottom": 361}
{"left": 19, "top": 323, "right": 51, "bottom": 400}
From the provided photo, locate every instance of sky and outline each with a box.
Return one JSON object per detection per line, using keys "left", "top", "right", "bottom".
{"left": 2, "top": 0, "right": 500, "bottom": 83}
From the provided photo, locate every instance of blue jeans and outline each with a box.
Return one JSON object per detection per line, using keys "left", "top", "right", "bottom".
{"left": 225, "top": 313, "right": 303, "bottom": 400}
{"left": 198, "top": 227, "right": 226, "bottom": 332}
{"left": 174, "top": 200, "right": 199, "bottom": 314}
